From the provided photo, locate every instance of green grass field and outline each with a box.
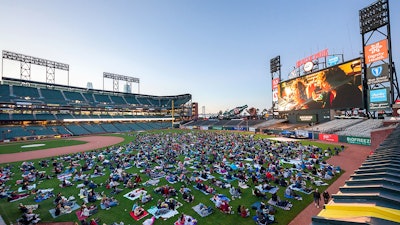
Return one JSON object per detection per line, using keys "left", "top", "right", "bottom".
{"left": 0, "top": 139, "right": 87, "bottom": 154}
{"left": 0, "top": 131, "right": 342, "bottom": 225}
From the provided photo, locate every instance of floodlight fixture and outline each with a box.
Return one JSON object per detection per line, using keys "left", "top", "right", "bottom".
{"left": 359, "top": 0, "right": 388, "bottom": 34}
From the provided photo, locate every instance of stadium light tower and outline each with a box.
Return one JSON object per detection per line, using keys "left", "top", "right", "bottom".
{"left": 2, "top": 50, "right": 69, "bottom": 84}
{"left": 270, "top": 56, "right": 281, "bottom": 118}
{"left": 359, "top": 0, "right": 399, "bottom": 116}
{"left": 103, "top": 72, "right": 140, "bottom": 93}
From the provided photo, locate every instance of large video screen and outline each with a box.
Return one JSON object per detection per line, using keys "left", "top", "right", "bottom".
{"left": 278, "top": 59, "right": 363, "bottom": 111}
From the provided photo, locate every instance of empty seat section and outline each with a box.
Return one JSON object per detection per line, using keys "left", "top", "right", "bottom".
{"left": 35, "top": 113, "right": 57, "bottom": 120}
{"left": 80, "top": 123, "right": 105, "bottom": 134}
{"left": 136, "top": 97, "right": 151, "bottom": 105}
{"left": 0, "top": 84, "right": 11, "bottom": 102}
{"left": 82, "top": 93, "right": 95, "bottom": 105}
{"left": 12, "top": 85, "right": 40, "bottom": 99}
{"left": 113, "top": 123, "right": 131, "bottom": 132}
{"left": 4, "top": 126, "right": 32, "bottom": 138}
{"left": 27, "top": 126, "right": 57, "bottom": 136}
{"left": 125, "top": 123, "right": 144, "bottom": 131}
{"left": 93, "top": 94, "right": 111, "bottom": 104}
{"left": 63, "top": 90, "right": 86, "bottom": 103}
{"left": 124, "top": 95, "right": 140, "bottom": 105}
{"left": 56, "top": 114, "right": 74, "bottom": 120}
{"left": 40, "top": 88, "right": 67, "bottom": 105}
{"left": 73, "top": 114, "right": 92, "bottom": 119}
{"left": 64, "top": 124, "right": 90, "bottom": 135}
{"left": 11, "top": 113, "right": 35, "bottom": 121}
{"left": 99, "top": 123, "right": 119, "bottom": 133}
{"left": 110, "top": 95, "right": 127, "bottom": 105}
{"left": 52, "top": 125, "right": 72, "bottom": 135}
{"left": 0, "top": 113, "right": 11, "bottom": 121}
{"left": 147, "top": 98, "right": 160, "bottom": 107}
{"left": 160, "top": 99, "right": 171, "bottom": 107}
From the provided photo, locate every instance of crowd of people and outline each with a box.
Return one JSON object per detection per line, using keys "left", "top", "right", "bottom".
{"left": 0, "top": 131, "right": 341, "bottom": 224}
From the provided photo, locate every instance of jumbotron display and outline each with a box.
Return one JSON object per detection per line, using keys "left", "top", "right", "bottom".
{"left": 278, "top": 59, "right": 363, "bottom": 111}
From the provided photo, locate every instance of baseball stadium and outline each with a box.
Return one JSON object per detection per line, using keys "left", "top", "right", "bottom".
{"left": 1, "top": 1, "right": 400, "bottom": 225}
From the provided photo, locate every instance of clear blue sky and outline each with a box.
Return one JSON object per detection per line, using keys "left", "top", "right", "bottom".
{"left": 0, "top": 0, "right": 399, "bottom": 114}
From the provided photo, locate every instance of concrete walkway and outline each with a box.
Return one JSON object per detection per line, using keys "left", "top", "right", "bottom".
{"left": 288, "top": 143, "right": 372, "bottom": 225}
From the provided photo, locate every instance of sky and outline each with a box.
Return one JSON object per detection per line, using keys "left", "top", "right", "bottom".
{"left": 0, "top": 0, "right": 399, "bottom": 114}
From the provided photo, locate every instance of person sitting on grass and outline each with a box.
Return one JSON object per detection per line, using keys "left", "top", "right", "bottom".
{"left": 239, "top": 205, "right": 250, "bottom": 218}
{"left": 253, "top": 188, "right": 267, "bottom": 200}
{"left": 132, "top": 202, "right": 145, "bottom": 217}
{"left": 140, "top": 192, "right": 152, "bottom": 204}
{"left": 219, "top": 200, "right": 232, "bottom": 214}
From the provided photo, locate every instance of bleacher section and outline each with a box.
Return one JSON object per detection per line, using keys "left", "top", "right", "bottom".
{"left": 64, "top": 124, "right": 91, "bottom": 135}
{"left": 312, "top": 125, "right": 400, "bottom": 225}
{"left": 81, "top": 123, "right": 105, "bottom": 134}
{"left": 305, "top": 119, "right": 363, "bottom": 133}
{"left": 336, "top": 119, "right": 384, "bottom": 138}
{"left": 40, "top": 88, "right": 67, "bottom": 105}
{"left": 99, "top": 123, "right": 120, "bottom": 133}
{"left": 35, "top": 113, "right": 57, "bottom": 121}
{"left": 0, "top": 85, "right": 11, "bottom": 102}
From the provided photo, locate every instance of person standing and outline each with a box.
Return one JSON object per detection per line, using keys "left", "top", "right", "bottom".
{"left": 313, "top": 188, "right": 321, "bottom": 208}
{"left": 323, "top": 190, "right": 330, "bottom": 204}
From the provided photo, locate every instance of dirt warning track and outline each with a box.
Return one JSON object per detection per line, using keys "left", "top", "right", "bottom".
{"left": 0, "top": 136, "right": 124, "bottom": 164}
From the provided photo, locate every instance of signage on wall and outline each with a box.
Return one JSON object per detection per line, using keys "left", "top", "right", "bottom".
{"left": 368, "top": 88, "right": 390, "bottom": 110}
{"left": 364, "top": 39, "right": 388, "bottom": 64}
{"left": 296, "top": 49, "right": 328, "bottom": 68}
{"left": 272, "top": 78, "right": 280, "bottom": 89}
{"left": 327, "top": 56, "right": 340, "bottom": 67}
{"left": 303, "top": 61, "right": 314, "bottom": 72}
{"left": 366, "top": 63, "right": 389, "bottom": 85}
{"left": 296, "top": 114, "right": 317, "bottom": 122}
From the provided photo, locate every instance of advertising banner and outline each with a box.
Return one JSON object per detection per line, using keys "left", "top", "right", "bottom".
{"left": 327, "top": 56, "right": 340, "bottom": 67}
{"left": 296, "top": 49, "right": 328, "bottom": 67}
{"left": 318, "top": 133, "right": 338, "bottom": 142}
{"left": 345, "top": 136, "right": 371, "bottom": 146}
{"left": 368, "top": 88, "right": 390, "bottom": 110}
{"left": 364, "top": 39, "right": 388, "bottom": 64}
{"left": 296, "top": 114, "right": 317, "bottom": 122}
{"left": 272, "top": 78, "right": 280, "bottom": 89}
{"left": 272, "top": 89, "right": 279, "bottom": 102}
{"left": 200, "top": 126, "right": 208, "bottom": 130}
{"left": 367, "top": 63, "right": 389, "bottom": 85}
{"left": 278, "top": 59, "right": 362, "bottom": 111}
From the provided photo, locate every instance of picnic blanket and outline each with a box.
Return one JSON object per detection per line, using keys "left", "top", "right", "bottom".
{"left": 210, "top": 194, "right": 230, "bottom": 204}
{"left": 129, "top": 210, "right": 149, "bottom": 221}
{"left": 34, "top": 191, "right": 54, "bottom": 202}
{"left": 75, "top": 210, "right": 88, "bottom": 221}
{"left": 218, "top": 176, "right": 237, "bottom": 183}
{"left": 147, "top": 206, "right": 179, "bottom": 219}
{"left": 267, "top": 199, "right": 292, "bottom": 211}
{"left": 49, "top": 203, "right": 80, "bottom": 218}
{"left": 289, "top": 184, "right": 313, "bottom": 195}
{"left": 255, "top": 185, "right": 279, "bottom": 194}
{"left": 143, "top": 179, "right": 160, "bottom": 186}
{"left": 57, "top": 173, "right": 72, "bottom": 181}
{"left": 193, "top": 185, "right": 212, "bottom": 195}
{"left": 251, "top": 202, "right": 262, "bottom": 210}
{"left": 192, "top": 203, "right": 213, "bottom": 217}
{"left": 9, "top": 194, "right": 29, "bottom": 202}
{"left": 90, "top": 173, "right": 104, "bottom": 178}
{"left": 198, "top": 174, "right": 215, "bottom": 181}
{"left": 314, "top": 180, "right": 328, "bottom": 186}
{"left": 123, "top": 189, "right": 147, "bottom": 201}
{"left": 18, "top": 184, "right": 36, "bottom": 193}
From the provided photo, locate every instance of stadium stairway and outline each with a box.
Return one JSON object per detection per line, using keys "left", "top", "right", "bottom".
{"left": 317, "top": 203, "right": 400, "bottom": 224}
{"left": 311, "top": 124, "right": 400, "bottom": 225}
